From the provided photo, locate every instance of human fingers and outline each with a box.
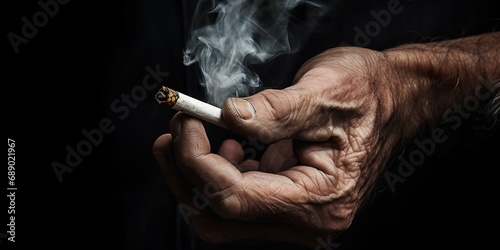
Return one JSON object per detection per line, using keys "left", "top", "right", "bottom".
{"left": 170, "top": 113, "right": 354, "bottom": 229}
{"left": 258, "top": 139, "right": 297, "bottom": 173}
{"left": 217, "top": 139, "right": 259, "bottom": 172}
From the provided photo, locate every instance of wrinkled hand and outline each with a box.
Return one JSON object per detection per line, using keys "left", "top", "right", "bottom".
{"left": 153, "top": 47, "right": 405, "bottom": 248}
{"left": 153, "top": 35, "right": 497, "bottom": 247}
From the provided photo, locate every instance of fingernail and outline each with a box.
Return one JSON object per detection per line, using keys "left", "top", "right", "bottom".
{"left": 231, "top": 98, "right": 256, "bottom": 120}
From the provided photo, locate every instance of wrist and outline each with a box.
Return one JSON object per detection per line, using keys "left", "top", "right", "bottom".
{"left": 382, "top": 33, "right": 499, "bottom": 143}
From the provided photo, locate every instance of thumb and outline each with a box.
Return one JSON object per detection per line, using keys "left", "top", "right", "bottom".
{"left": 222, "top": 88, "right": 333, "bottom": 143}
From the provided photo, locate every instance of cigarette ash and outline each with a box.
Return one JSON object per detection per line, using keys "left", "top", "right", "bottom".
{"left": 155, "top": 86, "right": 179, "bottom": 107}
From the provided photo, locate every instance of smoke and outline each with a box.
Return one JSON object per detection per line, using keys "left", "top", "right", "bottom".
{"left": 184, "top": 0, "right": 324, "bottom": 106}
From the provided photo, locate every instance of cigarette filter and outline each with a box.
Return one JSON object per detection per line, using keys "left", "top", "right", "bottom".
{"left": 155, "top": 86, "right": 227, "bottom": 129}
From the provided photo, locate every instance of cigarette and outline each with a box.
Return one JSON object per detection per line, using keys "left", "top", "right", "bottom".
{"left": 155, "top": 86, "right": 227, "bottom": 129}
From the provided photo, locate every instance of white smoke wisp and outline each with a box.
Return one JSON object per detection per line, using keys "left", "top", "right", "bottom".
{"left": 184, "top": 0, "right": 323, "bottom": 107}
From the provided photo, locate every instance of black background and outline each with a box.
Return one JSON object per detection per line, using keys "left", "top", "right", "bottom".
{"left": 3, "top": 0, "right": 499, "bottom": 249}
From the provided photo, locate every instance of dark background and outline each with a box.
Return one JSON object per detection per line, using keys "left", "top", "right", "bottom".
{"left": 3, "top": 0, "right": 498, "bottom": 249}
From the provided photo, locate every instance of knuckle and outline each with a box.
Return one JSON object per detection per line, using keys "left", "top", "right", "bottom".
{"left": 257, "top": 89, "right": 305, "bottom": 125}
{"left": 257, "top": 89, "right": 287, "bottom": 119}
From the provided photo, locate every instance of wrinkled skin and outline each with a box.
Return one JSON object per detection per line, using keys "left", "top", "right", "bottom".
{"left": 153, "top": 33, "right": 499, "bottom": 248}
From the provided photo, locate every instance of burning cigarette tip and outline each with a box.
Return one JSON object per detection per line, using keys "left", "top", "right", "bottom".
{"left": 155, "top": 86, "right": 179, "bottom": 107}
{"left": 155, "top": 86, "right": 228, "bottom": 129}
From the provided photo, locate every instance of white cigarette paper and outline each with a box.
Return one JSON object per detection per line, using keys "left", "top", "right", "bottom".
{"left": 155, "top": 86, "right": 228, "bottom": 129}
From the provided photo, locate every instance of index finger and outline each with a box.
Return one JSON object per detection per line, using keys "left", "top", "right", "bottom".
{"left": 170, "top": 113, "right": 244, "bottom": 210}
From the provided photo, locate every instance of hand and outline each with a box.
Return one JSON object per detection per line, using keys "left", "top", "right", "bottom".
{"left": 153, "top": 32, "right": 498, "bottom": 248}
{"left": 154, "top": 47, "right": 403, "bottom": 248}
